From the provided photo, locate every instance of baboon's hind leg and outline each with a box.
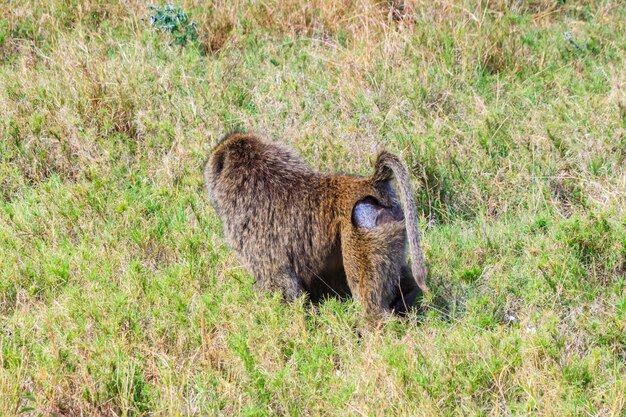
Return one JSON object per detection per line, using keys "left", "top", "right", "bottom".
{"left": 254, "top": 265, "right": 304, "bottom": 302}
{"left": 391, "top": 265, "right": 422, "bottom": 315}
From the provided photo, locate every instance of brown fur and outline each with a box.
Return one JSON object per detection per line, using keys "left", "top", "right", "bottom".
{"left": 204, "top": 132, "right": 428, "bottom": 317}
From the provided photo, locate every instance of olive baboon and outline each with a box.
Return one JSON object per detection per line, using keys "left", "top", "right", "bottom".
{"left": 204, "top": 132, "right": 428, "bottom": 317}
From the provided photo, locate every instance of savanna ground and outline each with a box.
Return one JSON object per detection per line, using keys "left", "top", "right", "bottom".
{"left": 0, "top": 0, "right": 625, "bottom": 415}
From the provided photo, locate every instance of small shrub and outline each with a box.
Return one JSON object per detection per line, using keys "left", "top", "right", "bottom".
{"left": 148, "top": 4, "right": 199, "bottom": 46}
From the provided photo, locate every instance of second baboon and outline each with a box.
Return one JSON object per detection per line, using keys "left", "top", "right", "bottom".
{"left": 204, "top": 132, "right": 428, "bottom": 317}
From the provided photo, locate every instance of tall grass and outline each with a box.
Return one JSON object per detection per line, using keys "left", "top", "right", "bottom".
{"left": 0, "top": 1, "right": 625, "bottom": 415}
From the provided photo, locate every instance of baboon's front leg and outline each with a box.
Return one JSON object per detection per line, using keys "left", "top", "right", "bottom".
{"left": 255, "top": 265, "right": 304, "bottom": 302}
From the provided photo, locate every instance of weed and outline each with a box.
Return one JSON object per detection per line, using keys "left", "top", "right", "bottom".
{"left": 149, "top": 4, "right": 199, "bottom": 46}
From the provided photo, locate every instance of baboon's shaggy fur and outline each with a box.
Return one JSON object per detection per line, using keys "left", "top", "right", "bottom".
{"left": 204, "top": 133, "right": 427, "bottom": 317}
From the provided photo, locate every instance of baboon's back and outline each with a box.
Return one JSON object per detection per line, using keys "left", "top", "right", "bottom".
{"left": 206, "top": 134, "right": 338, "bottom": 281}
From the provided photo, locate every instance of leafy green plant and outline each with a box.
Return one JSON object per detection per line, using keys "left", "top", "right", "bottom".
{"left": 148, "top": 4, "right": 198, "bottom": 46}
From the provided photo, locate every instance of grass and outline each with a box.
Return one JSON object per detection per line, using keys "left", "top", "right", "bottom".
{"left": 0, "top": 0, "right": 625, "bottom": 415}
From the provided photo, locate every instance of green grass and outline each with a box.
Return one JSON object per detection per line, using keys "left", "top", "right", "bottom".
{"left": 1, "top": 0, "right": 625, "bottom": 415}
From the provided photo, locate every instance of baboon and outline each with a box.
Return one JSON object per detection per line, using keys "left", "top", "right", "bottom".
{"left": 204, "top": 132, "right": 428, "bottom": 317}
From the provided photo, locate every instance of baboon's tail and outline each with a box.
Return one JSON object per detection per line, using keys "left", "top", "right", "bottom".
{"left": 375, "top": 152, "right": 429, "bottom": 295}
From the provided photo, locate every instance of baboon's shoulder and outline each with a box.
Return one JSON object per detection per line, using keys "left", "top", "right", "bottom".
{"left": 212, "top": 131, "right": 264, "bottom": 154}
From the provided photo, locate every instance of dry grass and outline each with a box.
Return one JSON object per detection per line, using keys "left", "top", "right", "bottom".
{"left": 0, "top": 0, "right": 625, "bottom": 416}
